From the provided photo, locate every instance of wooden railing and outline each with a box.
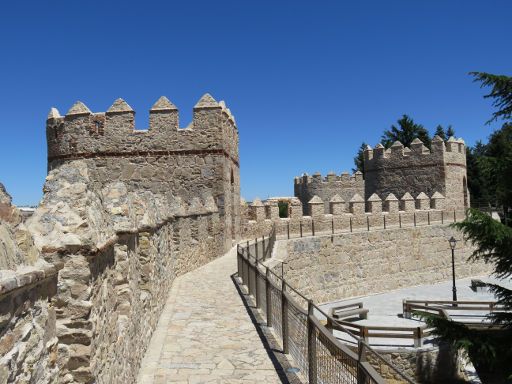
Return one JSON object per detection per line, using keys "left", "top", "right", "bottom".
{"left": 403, "top": 299, "right": 506, "bottom": 329}
{"left": 237, "top": 225, "right": 416, "bottom": 384}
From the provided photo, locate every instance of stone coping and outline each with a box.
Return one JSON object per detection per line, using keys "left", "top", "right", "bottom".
{"left": 0, "top": 261, "right": 64, "bottom": 296}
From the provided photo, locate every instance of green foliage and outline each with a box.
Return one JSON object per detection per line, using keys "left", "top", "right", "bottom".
{"left": 352, "top": 142, "right": 366, "bottom": 174}
{"left": 428, "top": 73, "right": 512, "bottom": 382}
{"left": 421, "top": 312, "right": 512, "bottom": 382}
{"left": 434, "top": 124, "right": 455, "bottom": 141}
{"left": 381, "top": 114, "right": 431, "bottom": 148}
{"left": 278, "top": 201, "right": 288, "bottom": 218}
{"left": 453, "top": 209, "right": 512, "bottom": 325}
{"left": 466, "top": 142, "right": 493, "bottom": 204}
{"left": 434, "top": 125, "right": 447, "bottom": 140}
{"left": 471, "top": 72, "right": 512, "bottom": 123}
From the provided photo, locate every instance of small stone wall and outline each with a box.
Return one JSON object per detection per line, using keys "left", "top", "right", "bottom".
{"left": 277, "top": 225, "right": 490, "bottom": 303}
{"left": 363, "top": 343, "right": 463, "bottom": 383}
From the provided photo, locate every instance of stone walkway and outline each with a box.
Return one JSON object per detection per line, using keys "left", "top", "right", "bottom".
{"left": 137, "top": 246, "right": 288, "bottom": 384}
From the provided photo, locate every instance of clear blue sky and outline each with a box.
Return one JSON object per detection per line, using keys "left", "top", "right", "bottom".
{"left": 0, "top": 1, "right": 510, "bottom": 205}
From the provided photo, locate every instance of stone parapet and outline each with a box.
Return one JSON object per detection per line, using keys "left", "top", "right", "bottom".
{"left": 23, "top": 160, "right": 225, "bottom": 383}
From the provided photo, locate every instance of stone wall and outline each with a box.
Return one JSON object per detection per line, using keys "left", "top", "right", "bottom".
{"left": 241, "top": 191, "right": 463, "bottom": 242}
{"left": 46, "top": 94, "right": 240, "bottom": 250}
{"left": 364, "top": 136, "right": 468, "bottom": 210}
{"left": 0, "top": 185, "right": 61, "bottom": 384}
{"left": 276, "top": 224, "right": 490, "bottom": 303}
{"left": 294, "top": 171, "right": 364, "bottom": 214}
{"left": 24, "top": 160, "right": 225, "bottom": 383}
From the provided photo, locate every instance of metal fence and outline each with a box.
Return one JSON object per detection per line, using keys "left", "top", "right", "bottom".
{"left": 236, "top": 226, "right": 415, "bottom": 384}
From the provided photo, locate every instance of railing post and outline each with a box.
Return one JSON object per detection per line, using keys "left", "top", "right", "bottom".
{"left": 307, "top": 300, "right": 317, "bottom": 384}
{"left": 247, "top": 257, "right": 252, "bottom": 296}
{"left": 266, "top": 268, "right": 272, "bottom": 327}
{"left": 262, "top": 235, "right": 266, "bottom": 260}
{"left": 357, "top": 340, "right": 368, "bottom": 383}
{"left": 281, "top": 279, "right": 289, "bottom": 354}
{"left": 255, "top": 258, "right": 260, "bottom": 308}
{"left": 362, "top": 327, "right": 369, "bottom": 343}
{"left": 414, "top": 327, "right": 423, "bottom": 347}
{"left": 255, "top": 238, "right": 259, "bottom": 260}
{"left": 312, "top": 219, "right": 315, "bottom": 236}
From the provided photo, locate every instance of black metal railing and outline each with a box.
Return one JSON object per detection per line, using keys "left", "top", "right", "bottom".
{"left": 236, "top": 226, "right": 415, "bottom": 384}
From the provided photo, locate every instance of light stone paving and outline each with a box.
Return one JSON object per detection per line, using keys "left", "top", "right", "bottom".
{"left": 137, "top": 246, "right": 286, "bottom": 384}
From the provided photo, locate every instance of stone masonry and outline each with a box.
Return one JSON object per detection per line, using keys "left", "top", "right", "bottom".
{"left": 294, "top": 136, "right": 469, "bottom": 212}
{"left": 46, "top": 95, "right": 240, "bottom": 250}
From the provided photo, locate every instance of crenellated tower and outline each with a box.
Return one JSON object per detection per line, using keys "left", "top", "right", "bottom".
{"left": 294, "top": 171, "right": 364, "bottom": 214}
{"left": 46, "top": 94, "right": 240, "bottom": 248}
{"left": 363, "top": 136, "right": 468, "bottom": 210}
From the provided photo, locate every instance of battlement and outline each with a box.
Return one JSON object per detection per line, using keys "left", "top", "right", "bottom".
{"left": 294, "top": 170, "right": 363, "bottom": 185}
{"left": 364, "top": 136, "right": 465, "bottom": 165}
{"left": 46, "top": 94, "right": 239, "bottom": 167}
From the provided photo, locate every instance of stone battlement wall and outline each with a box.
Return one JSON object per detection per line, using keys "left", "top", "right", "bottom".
{"left": 364, "top": 136, "right": 468, "bottom": 210}
{"left": 19, "top": 160, "right": 225, "bottom": 383}
{"left": 294, "top": 171, "right": 364, "bottom": 214}
{"left": 46, "top": 94, "right": 241, "bottom": 251}
{"left": 46, "top": 95, "right": 238, "bottom": 165}
{"left": 242, "top": 191, "right": 457, "bottom": 240}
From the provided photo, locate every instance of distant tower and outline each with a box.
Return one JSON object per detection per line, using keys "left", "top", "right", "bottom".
{"left": 363, "top": 136, "right": 468, "bottom": 210}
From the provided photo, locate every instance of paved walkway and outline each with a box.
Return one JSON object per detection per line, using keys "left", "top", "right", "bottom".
{"left": 137, "top": 246, "right": 286, "bottom": 384}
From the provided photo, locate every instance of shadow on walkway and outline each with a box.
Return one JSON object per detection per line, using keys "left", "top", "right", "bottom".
{"left": 231, "top": 273, "right": 304, "bottom": 384}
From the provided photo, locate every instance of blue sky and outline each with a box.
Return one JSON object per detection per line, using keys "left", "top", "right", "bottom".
{"left": 0, "top": 1, "right": 510, "bottom": 205}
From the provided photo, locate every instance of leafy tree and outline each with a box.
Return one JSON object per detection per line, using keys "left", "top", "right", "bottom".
{"left": 380, "top": 114, "right": 431, "bottom": 148}
{"left": 352, "top": 142, "right": 367, "bottom": 174}
{"left": 446, "top": 125, "right": 456, "bottom": 138}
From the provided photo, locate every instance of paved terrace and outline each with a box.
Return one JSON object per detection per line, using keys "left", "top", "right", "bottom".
{"left": 137, "top": 246, "right": 296, "bottom": 384}
{"left": 320, "top": 275, "right": 511, "bottom": 348}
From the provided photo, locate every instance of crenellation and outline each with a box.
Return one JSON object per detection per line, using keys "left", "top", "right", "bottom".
{"left": 416, "top": 192, "right": 430, "bottom": 210}
{"left": 294, "top": 169, "right": 365, "bottom": 214}
{"left": 401, "top": 192, "right": 415, "bottom": 211}
{"left": 308, "top": 195, "right": 324, "bottom": 217}
{"left": 384, "top": 193, "right": 399, "bottom": 213}
{"left": 367, "top": 193, "right": 382, "bottom": 213}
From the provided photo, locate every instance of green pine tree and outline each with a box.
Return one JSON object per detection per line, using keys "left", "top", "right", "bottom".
{"left": 423, "top": 72, "right": 512, "bottom": 383}
{"left": 352, "top": 142, "right": 367, "bottom": 174}
{"left": 380, "top": 114, "right": 431, "bottom": 148}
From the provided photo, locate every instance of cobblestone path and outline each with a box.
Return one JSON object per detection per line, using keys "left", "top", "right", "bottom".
{"left": 137, "top": 246, "right": 287, "bottom": 383}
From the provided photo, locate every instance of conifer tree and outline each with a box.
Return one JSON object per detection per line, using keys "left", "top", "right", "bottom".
{"left": 424, "top": 72, "right": 512, "bottom": 383}
{"left": 380, "top": 115, "right": 431, "bottom": 148}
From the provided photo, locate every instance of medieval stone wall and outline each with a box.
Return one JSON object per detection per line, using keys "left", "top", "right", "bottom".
{"left": 22, "top": 160, "right": 224, "bottom": 383}
{"left": 275, "top": 225, "right": 490, "bottom": 304}
{"left": 363, "top": 136, "right": 468, "bottom": 210}
{"left": 0, "top": 185, "right": 61, "bottom": 384}
{"left": 46, "top": 95, "right": 240, "bottom": 249}
{"left": 294, "top": 171, "right": 364, "bottom": 214}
